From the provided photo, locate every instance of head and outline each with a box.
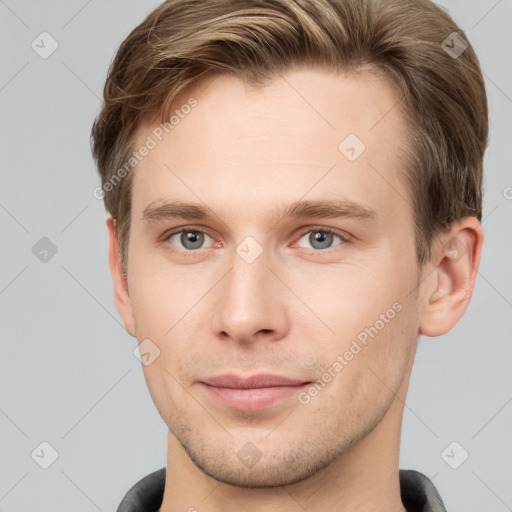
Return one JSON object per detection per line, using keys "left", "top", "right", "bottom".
{"left": 91, "top": 0, "right": 487, "bottom": 488}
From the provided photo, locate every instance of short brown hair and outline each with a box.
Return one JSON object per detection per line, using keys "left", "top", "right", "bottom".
{"left": 91, "top": 0, "right": 488, "bottom": 275}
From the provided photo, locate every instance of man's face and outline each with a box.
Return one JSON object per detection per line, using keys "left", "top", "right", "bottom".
{"left": 123, "top": 68, "right": 423, "bottom": 486}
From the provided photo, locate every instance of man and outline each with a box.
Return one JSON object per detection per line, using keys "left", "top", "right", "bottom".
{"left": 90, "top": 0, "right": 488, "bottom": 510}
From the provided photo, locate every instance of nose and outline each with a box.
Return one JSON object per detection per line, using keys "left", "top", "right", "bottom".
{"left": 211, "top": 247, "right": 289, "bottom": 345}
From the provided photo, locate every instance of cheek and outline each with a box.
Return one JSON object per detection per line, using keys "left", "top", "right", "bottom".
{"left": 128, "top": 259, "right": 204, "bottom": 337}
{"left": 314, "top": 302, "right": 416, "bottom": 417}
{"left": 298, "top": 263, "right": 418, "bottom": 389}
{"left": 129, "top": 268, "right": 211, "bottom": 381}
{"left": 137, "top": 335, "right": 195, "bottom": 426}
{"left": 292, "top": 261, "right": 402, "bottom": 336}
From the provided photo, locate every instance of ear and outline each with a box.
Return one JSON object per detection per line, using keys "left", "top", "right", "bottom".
{"left": 106, "top": 215, "right": 136, "bottom": 337}
{"left": 418, "top": 217, "right": 484, "bottom": 337}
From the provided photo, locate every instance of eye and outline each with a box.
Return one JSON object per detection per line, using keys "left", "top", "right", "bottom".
{"left": 165, "top": 228, "right": 214, "bottom": 251}
{"left": 161, "top": 226, "right": 349, "bottom": 254}
{"left": 295, "top": 228, "right": 348, "bottom": 252}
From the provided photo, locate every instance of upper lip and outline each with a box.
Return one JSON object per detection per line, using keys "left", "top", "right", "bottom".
{"left": 201, "top": 373, "right": 310, "bottom": 389}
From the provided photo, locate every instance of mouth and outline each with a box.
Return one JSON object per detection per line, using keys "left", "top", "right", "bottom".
{"left": 199, "top": 373, "right": 313, "bottom": 411}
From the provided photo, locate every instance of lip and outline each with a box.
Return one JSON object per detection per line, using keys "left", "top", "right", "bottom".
{"left": 202, "top": 373, "right": 308, "bottom": 388}
{"left": 199, "top": 373, "right": 312, "bottom": 411}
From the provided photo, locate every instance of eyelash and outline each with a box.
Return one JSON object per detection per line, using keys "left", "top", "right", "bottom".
{"left": 160, "top": 226, "right": 350, "bottom": 256}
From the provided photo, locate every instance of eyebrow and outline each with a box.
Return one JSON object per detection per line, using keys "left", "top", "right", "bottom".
{"left": 141, "top": 198, "right": 378, "bottom": 227}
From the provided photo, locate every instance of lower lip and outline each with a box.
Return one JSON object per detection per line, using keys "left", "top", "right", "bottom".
{"left": 200, "top": 383, "right": 311, "bottom": 411}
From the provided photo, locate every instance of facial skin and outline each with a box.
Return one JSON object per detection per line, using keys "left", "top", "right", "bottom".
{"left": 107, "top": 67, "right": 483, "bottom": 512}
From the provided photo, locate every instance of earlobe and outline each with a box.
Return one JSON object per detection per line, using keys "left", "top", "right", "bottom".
{"left": 106, "top": 216, "right": 136, "bottom": 337}
{"left": 419, "top": 217, "right": 484, "bottom": 337}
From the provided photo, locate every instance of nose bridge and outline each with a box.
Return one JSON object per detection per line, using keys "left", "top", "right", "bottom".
{"left": 226, "top": 245, "right": 273, "bottom": 316}
{"left": 213, "top": 240, "right": 286, "bottom": 341}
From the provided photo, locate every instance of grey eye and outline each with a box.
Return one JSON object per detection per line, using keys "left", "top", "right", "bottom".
{"left": 297, "top": 230, "right": 342, "bottom": 251}
{"left": 170, "top": 230, "right": 210, "bottom": 250}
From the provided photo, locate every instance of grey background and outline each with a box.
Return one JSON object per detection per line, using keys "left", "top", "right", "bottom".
{"left": 0, "top": 0, "right": 510, "bottom": 510}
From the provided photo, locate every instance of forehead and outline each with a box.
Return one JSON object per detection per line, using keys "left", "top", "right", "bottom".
{"left": 130, "top": 67, "right": 410, "bottom": 226}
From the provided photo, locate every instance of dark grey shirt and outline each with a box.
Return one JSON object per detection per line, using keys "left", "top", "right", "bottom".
{"left": 117, "top": 467, "right": 447, "bottom": 511}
